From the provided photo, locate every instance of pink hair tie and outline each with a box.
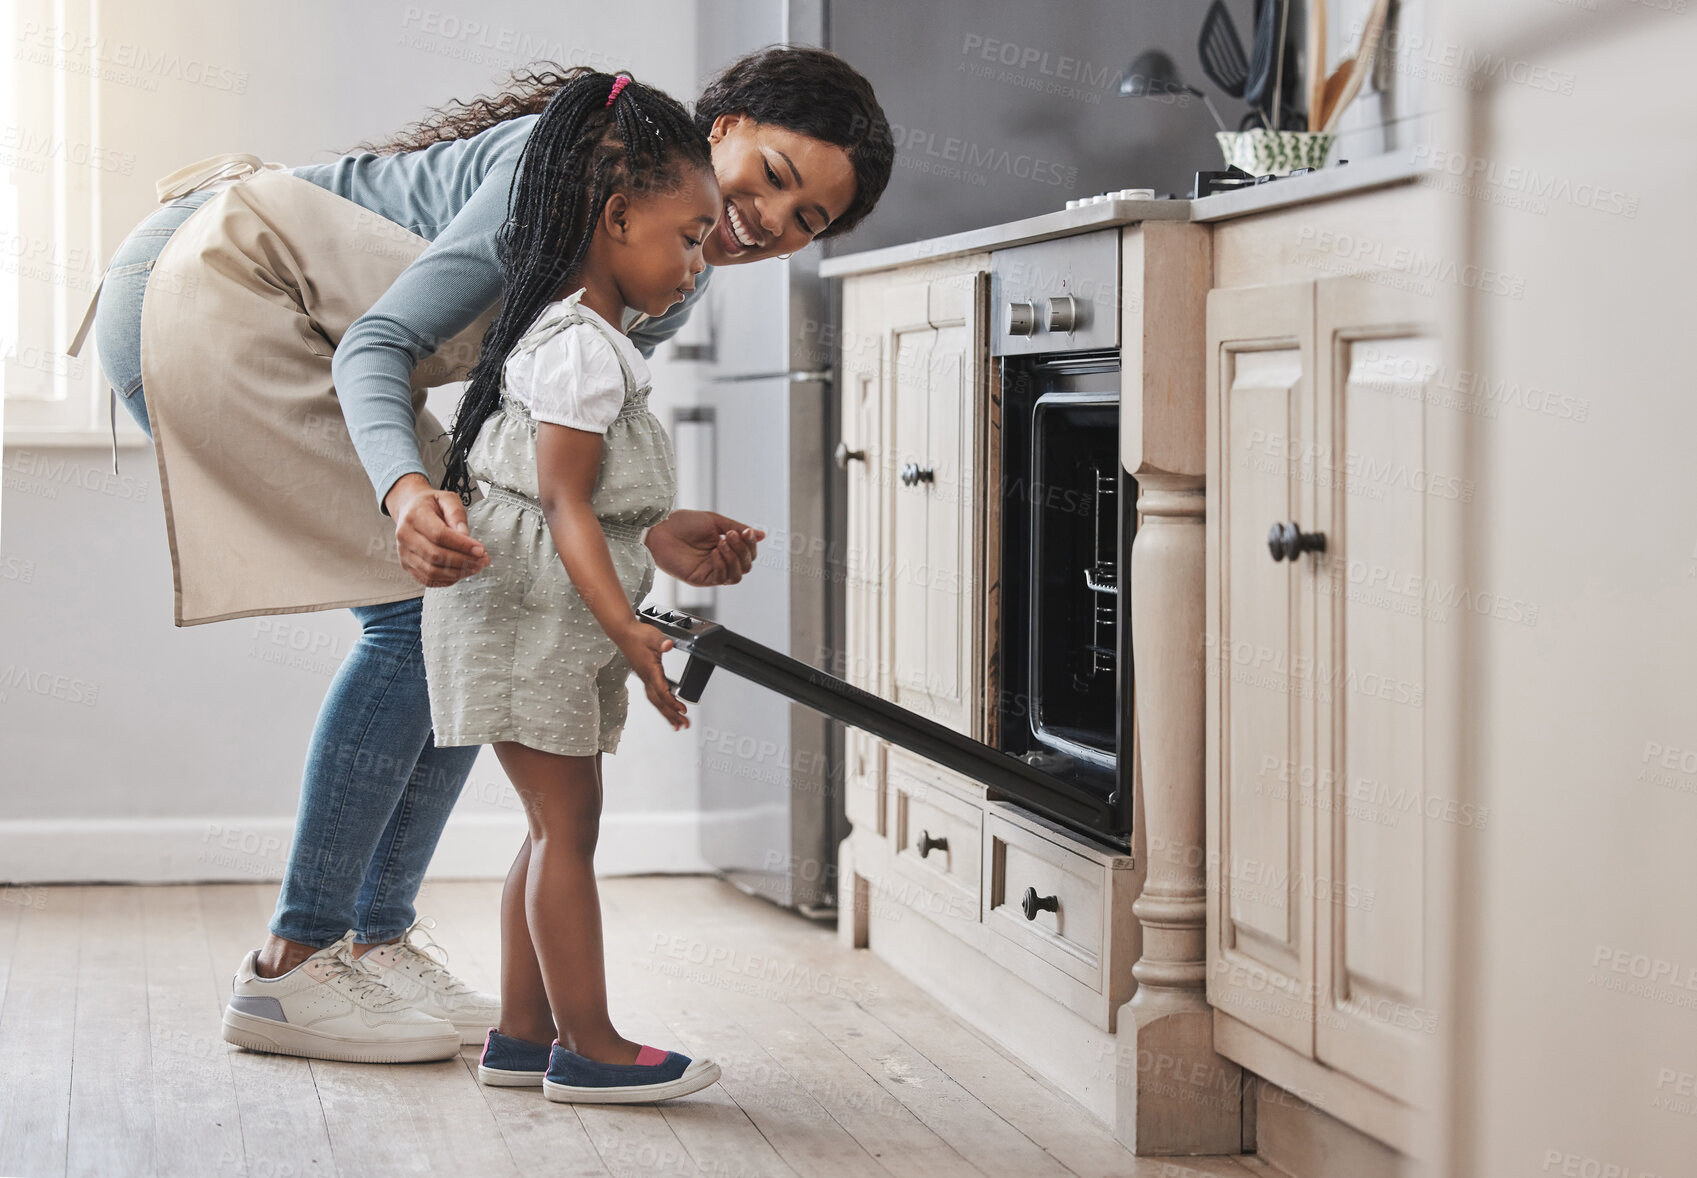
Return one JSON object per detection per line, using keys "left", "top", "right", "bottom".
{"left": 605, "top": 75, "right": 630, "bottom": 106}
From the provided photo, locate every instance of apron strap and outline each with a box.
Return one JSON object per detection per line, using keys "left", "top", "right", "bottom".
{"left": 70, "top": 153, "right": 282, "bottom": 475}
{"left": 153, "top": 152, "right": 272, "bottom": 202}
{"left": 65, "top": 270, "right": 104, "bottom": 359}
{"left": 70, "top": 152, "right": 279, "bottom": 360}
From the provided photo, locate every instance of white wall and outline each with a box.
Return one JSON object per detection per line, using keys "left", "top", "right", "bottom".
{"left": 0, "top": 0, "right": 714, "bottom": 883}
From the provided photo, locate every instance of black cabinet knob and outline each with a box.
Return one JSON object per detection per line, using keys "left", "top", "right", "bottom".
{"left": 833, "top": 441, "right": 865, "bottom": 469}
{"left": 917, "top": 830, "right": 948, "bottom": 859}
{"left": 1267, "top": 521, "right": 1327, "bottom": 562}
{"left": 1021, "top": 886, "right": 1059, "bottom": 921}
{"left": 899, "top": 463, "right": 935, "bottom": 488}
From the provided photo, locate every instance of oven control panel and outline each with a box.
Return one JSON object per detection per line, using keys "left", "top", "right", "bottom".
{"left": 990, "top": 229, "right": 1121, "bottom": 357}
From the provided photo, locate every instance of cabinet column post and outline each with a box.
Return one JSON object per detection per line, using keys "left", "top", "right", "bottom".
{"left": 1116, "top": 470, "right": 1241, "bottom": 1154}
{"left": 1113, "top": 220, "right": 1240, "bottom": 1154}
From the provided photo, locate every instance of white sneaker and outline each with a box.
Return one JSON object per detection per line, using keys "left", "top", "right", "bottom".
{"left": 220, "top": 933, "right": 461, "bottom": 1064}
{"left": 356, "top": 918, "right": 501, "bottom": 1046}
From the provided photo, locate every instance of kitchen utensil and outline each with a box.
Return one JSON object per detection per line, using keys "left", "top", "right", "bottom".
{"left": 1270, "top": 0, "right": 1292, "bottom": 136}
{"left": 1318, "top": 57, "right": 1351, "bottom": 127}
{"left": 1244, "top": 0, "right": 1281, "bottom": 119}
{"left": 1198, "top": 0, "right": 1250, "bottom": 98}
{"left": 1307, "top": 0, "right": 1327, "bottom": 131}
{"left": 1320, "top": 0, "right": 1391, "bottom": 133}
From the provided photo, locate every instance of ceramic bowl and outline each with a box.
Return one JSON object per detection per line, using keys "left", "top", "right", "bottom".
{"left": 1215, "top": 130, "right": 1335, "bottom": 176}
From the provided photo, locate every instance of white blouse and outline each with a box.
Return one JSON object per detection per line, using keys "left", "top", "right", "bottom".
{"left": 501, "top": 300, "right": 651, "bottom": 433}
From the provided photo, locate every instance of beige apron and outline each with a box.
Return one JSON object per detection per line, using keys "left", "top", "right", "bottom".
{"left": 134, "top": 158, "right": 497, "bottom": 626}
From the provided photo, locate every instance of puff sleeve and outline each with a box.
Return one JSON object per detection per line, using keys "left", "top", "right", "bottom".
{"left": 504, "top": 323, "right": 627, "bottom": 433}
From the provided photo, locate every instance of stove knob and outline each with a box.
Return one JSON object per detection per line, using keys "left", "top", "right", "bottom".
{"left": 1005, "top": 301, "right": 1037, "bottom": 336}
{"left": 1046, "top": 295, "right": 1080, "bottom": 334}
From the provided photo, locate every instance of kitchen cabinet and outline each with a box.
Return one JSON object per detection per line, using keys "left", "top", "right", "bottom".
{"left": 881, "top": 271, "right": 989, "bottom": 738}
{"left": 826, "top": 169, "right": 1438, "bottom": 1160}
{"left": 1206, "top": 272, "right": 1445, "bottom": 1114}
{"left": 839, "top": 259, "right": 991, "bottom": 790}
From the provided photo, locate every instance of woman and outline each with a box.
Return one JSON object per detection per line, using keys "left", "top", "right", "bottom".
{"left": 92, "top": 47, "right": 892, "bottom": 1063}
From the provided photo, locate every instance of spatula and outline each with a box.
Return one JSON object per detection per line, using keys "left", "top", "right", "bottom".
{"left": 1198, "top": 0, "right": 1250, "bottom": 99}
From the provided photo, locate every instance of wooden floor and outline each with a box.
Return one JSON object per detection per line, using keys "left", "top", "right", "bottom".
{"left": 0, "top": 876, "right": 1270, "bottom": 1178}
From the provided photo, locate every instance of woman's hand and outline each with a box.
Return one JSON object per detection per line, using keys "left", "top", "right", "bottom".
{"left": 646, "top": 510, "right": 765, "bottom": 586}
{"left": 385, "top": 473, "right": 490, "bottom": 587}
{"left": 614, "top": 621, "right": 689, "bottom": 731}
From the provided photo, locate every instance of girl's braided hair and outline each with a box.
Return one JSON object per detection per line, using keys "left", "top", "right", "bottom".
{"left": 438, "top": 69, "right": 711, "bottom": 501}
{"left": 364, "top": 46, "right": 892, "bottom": 238}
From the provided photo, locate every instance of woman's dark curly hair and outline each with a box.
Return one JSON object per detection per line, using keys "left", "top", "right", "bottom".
{"left": 364, "top": 47, "right": 892, "bottom": 238}
{"left": 437, "top": 70, "right": 713, "bottom": 501}
{"left": 693, "top": 45, "right": 892, "bottom": 239}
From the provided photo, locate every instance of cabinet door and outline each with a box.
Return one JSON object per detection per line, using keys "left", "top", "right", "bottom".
{"left": 841, "top": 273, "right": 888, "bottom": 835}
{"left": 1311, "top": 278, "right": 1447, "bottom": 1100}
{"left": 1205, "top": 281, "right": 1319, "bottom": 1056}
{"left": 883, "top": 272, "right": 987, "bottom": 739}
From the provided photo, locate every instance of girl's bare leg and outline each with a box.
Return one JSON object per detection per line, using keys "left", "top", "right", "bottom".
{"left": 493, "top": 741, "right": 640, "bottom": 1065}
{"left": 496, "top": 837, "right": 555, "bottom": 1044}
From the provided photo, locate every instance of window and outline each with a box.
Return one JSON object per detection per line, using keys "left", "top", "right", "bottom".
{"left": 2, "top": 0, "right": 120, "bottom": 445}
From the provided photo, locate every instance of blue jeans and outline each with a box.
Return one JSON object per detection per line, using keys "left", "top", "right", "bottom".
{"left": 97, "top": 195, "right": 479, "bottom": 947}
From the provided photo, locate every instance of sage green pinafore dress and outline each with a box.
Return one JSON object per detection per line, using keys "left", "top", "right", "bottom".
{"left": 421, "top": 292, "right": 675, "bottom": 757}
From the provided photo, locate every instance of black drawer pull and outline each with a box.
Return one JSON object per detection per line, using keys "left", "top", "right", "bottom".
{"left": 1021, "top": 886, "right": 1059, "bottom": 921}
{"left": 1267, "top": 520, "right": 1326, "bottom": 562}
{"left": 917, "top": 830, "right": 948, "bottom": 858}
{"left": 899, "top": 463, "right": 935, "bottom": 488}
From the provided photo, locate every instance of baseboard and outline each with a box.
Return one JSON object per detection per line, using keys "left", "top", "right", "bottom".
{"left": 0, "top": 810, "right": 714, "bottom": 884}
{"left": 1254, "top": 1075, "right": 1411, "bottom": 1178}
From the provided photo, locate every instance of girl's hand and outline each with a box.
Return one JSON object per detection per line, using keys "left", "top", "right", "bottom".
{"left": 646, "top": 510, "right": 765, "bottom": 586}
{"left": 615, "top": 622, "right": 689, "bottom": 730}
{"left": 386, "top": 473, "right": 490, "bottom": 587}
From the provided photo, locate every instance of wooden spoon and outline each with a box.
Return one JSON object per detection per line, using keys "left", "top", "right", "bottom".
{"left": 1320, "top": 0, "right": 1391, "bottom": 133}
{"left": 1307, "top": 0, "right": 1327, "bottom": 132}
{"left": 1318, "top": 56, "right": 1352, "bottom": 130}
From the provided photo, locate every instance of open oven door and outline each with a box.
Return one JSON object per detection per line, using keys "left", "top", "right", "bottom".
{"left": 641, "top": 605, "right": 1127, "bottom": 844}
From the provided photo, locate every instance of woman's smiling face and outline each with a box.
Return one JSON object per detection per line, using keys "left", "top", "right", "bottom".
{"left": 703, "top": 114, "right": 859, "bottom": 266}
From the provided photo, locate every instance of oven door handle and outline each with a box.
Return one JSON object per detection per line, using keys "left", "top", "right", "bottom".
{"left": 638, "top": 605, "right": 1121, "bottom": 836}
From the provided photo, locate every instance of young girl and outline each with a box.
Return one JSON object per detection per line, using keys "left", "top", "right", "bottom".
{"left": 421, "top": 71, "right": 730, "bottom": 1104}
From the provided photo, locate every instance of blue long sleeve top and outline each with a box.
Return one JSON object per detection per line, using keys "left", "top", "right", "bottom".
{"left": 295, "top": 113, "right": 713, "bottom": 510}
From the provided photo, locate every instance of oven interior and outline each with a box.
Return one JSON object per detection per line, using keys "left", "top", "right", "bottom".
{"left": 1030, "top": 392, "right": 1120, "bottom": 765}
{"left": 996, "top": 352, "right": 1132, "bottom": 803}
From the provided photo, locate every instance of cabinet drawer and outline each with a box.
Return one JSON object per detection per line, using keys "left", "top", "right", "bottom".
{"left": 984, "top": 813, "right": 1106, "bottom": 990}
{"left": 887, "top": 757, "right": 982, "bottom": 925}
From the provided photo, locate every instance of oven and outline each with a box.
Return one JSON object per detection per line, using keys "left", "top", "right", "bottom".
{"left": 990, "top": 229, "right": 1134, "bottom": 845}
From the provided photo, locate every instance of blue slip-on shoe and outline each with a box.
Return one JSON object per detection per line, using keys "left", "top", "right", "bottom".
{"left": 542, "top": 1042, "right": 722, "bottom": 1104}
{"left": 477, "top": 1028, "right": 553, "bottom": 1086}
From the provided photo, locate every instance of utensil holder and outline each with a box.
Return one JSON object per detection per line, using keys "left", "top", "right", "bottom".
{"left": 1215, "top": 129, "right": 1334, "bottom": 175}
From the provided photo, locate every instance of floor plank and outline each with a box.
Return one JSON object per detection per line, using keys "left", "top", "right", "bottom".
{"left": 788, "top": 992, "right": 1075, "bottom": 1178}
{"left": 68, "top": 886, "right": 156, "bottom": 1178}
{"left": 648, "top": 997, "right": 891, "bottom": 1178}
{"left": 196, "top": 883, "right": 337, "bottom": 1177}
{"left": 0, "top": 888, "right": 27, "bottom": 1012}
{"left": 0, "top": 885, "right": 82, "bottom": 1177}
{"left": 142, "top": 885, "right": 245, "bottom": 1177}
